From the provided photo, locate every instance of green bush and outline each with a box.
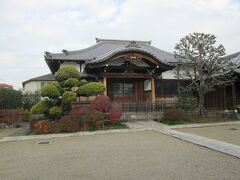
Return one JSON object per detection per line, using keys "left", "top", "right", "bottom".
{"left": 31, "top": 100, "right": 50, "bottom": 115}
{"left": 52, "top": 82, "right": 64, "bottom": 95}
{"left": 49, "top": 106, "right": 62, "bottom": 120}
{"left": 79, "top": 79, "right": 88, "bottom": 86}
{"left": 77, "top": 82, "right": 105, "bottom": 97}
{"left": 176, "top": 90, "right": 197, "bottom": 113}
{"left": 0, "top": 88, "right": 22, "bottom": 109}
{"left": 41, "top": 84, "right": 60, "bottom": 99}
{"left": 62, "top": 91, "right": 77, "bottom": 104}
{"left": 63, "top": 78, "right": 79, "bottom": 88}
{"left": 55, "top": 66, "right": 80, "bottom": 81}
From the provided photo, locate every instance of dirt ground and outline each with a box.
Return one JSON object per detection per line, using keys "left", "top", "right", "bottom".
{"left": 177, "top": 124, "right": 240, "bottom": 146}
{"left": 0, "top": 131, "right": 240, "bottom": 180}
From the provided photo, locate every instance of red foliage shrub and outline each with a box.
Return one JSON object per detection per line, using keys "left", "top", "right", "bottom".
{"left": 69, "top": 105, "right": 89, "bottom": 119}
{"left": 108, "top": 102, "right": 123, "bottom": 121}
{"left": 0, "top": 109, "right": 20, "bottom": 124}
{"left": 163, "top": 108, "right": 187, "bottom": 120}
{"left": 79, "top": 107, "right": 106, "bottom": 130}
{"left": 30, "top": 119, "right": 41, "bottom": 130}
{"left": 55, "top": 115, "right": 79, "bottom": 133}
{"left": 90, "top": 95, "right": 111, "bottom": 112}
{"left": 33, "top": 120, "right": 53, "bottom": 134}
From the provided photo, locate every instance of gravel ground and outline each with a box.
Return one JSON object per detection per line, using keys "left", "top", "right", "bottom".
{"left": 177, "top": 124, "right": 240, "bottom": 146}
{"left": 0, "top": 131, "right": 240, "bottom": 180}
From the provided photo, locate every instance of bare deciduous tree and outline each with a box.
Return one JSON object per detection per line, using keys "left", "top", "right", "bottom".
{"left": 174, "top": 33, "right": 237, "bottom": 116}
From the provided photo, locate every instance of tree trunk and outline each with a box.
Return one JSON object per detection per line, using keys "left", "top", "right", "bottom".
{"left": 198, "top": 91, "right": 205, "bottom": 117}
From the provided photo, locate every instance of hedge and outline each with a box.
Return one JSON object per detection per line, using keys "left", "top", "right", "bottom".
{"left": 0, "top": 88, "right": 22, "bottom": 109}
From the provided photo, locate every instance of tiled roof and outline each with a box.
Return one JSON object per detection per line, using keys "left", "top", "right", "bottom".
{"left": 45, "top": 38, "right": 177, "bottom": 65}
{"left": 22, "top": 73, "right": 56, "bottom": 86}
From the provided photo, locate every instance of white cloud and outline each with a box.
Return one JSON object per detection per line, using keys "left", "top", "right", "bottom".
{"left": 0, "top": 0, "right": 239, "bottom": 89}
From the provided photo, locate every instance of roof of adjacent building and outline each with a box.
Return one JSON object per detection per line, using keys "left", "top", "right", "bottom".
{"left": 224, "top": 52, "right": 240, "bottom": 74}
{"left": 45, "top": 38, "right": 177, "bottom": 65}
{"left": 0, "top": 83, "right": 13, "bottom": 89}
{"left": 22, "top": 73, "right": 56, "bottom": 86}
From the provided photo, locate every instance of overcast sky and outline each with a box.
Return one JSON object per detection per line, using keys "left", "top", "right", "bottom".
{"left": 0, "top": 0, "right": 239, "bottom": 89}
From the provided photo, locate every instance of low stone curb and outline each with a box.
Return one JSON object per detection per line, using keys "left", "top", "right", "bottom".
{"left": 170, "top": 121, "right": 240, "bottom": 129}
{"left": 0, "top": 128, "right": 152, "bottom": 143}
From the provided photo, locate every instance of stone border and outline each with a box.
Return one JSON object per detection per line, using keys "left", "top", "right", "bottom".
{"left": 170, "top": 121, "right": 240, "bottom": 129}
{"left": 0, "top": 128, "right": 151, "bottom": 143}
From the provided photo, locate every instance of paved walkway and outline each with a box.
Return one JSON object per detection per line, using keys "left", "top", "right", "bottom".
{"left": 126, "top": 121, "right": 240, "bottom": 158}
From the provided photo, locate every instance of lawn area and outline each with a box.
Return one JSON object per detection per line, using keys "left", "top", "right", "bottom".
{"left": 155, "top": 116, "right": 239, "bottom": 125}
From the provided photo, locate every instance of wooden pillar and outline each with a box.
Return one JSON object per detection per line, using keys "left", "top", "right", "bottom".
{"left": 232, "top": 83, "right": 236, "bottom": 108}
{"left": 223, "top": 87, "right": 227, "bottom": 109}
{"left": 151, "top": 77, "right": 155, "bottom": 102}
{"left": 103, "top": 77, "right": 107, "bottom": 95}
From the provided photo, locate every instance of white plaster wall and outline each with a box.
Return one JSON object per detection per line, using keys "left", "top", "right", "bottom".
{"left": 60, "top": 62, "right": 81, "bottom": 72}
{"left": 23, "top": 81, "right": 56, "bottom": 93}
{"left": 144, "top": 79, "right": 151, "bottom": 91}
{"left": 161, "top": 70, "right": 177, "bottom": 79}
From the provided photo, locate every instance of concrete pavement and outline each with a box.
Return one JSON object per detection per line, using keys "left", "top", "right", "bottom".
{"left": 1, "top": 131, "right": 240, "bottom": 180}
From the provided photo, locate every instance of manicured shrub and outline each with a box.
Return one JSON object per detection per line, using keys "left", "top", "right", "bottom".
{"left": 49, "top": 106, "right": 62, "bottom": 120}
{"left": 163, "top": 108, "right": 187, "bottom": 121}
{"left": 0, "top": 88, "right": 22, "bottom": 109}
{"left": 41, "top": 84, "right": 60, "bottom": 99}
{"left": 56, "top": 115, "right": 79, "bottom": 133}
{"left": 0, "top": 109, "right": 20, "bottom": 124}
{"left": 108, "top": 102, "right": 123, "bottom": 121}
{"left": 62, "top": 91, "right": 77, "bottom": 104}
{"left": 79, "top": 79, "right": 88, "bottom": 86}
{"left": 90, "top": 95, "right": 111, "bottom": 112}
{"left": 55, "top": 66, "right": 80, "bottom": 81}
{"left": 30, "top": 100, "right": 51, "bottom": 115}
{"left": 52, "top": 82, "right": 64, "bottom": 95}
{"left": 64, "top": 78, "right": 79, "bottom": 88}
{"left": 33, "top": 120, "right": 53, "bottom": 134}
{"left": 79, "top": 108, "right": 105, "bottom": 129}
{"left": 77, "top": 82, "right": 105, "bottom": 97}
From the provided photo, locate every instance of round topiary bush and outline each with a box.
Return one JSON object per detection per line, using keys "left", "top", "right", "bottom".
{"left": 55, "top": 66, "right": 80, "bottom": 81}
{"left": 79, "top": 79, "right": 88, "bottom": 86}
{"left": 49, "top": 106, "right": 62, "bottom": 120}
{"left": 31, "top": 100, "right": 50, "bottom": 115}
{"left": 41, "top": 84, "right": 60, "bottom": 99}
{"left": 77, "top": 82, "right": 105, "bottom": 97}
{"left": 51, "top": 82, "right": 64, "bottom": 95}
{"left": 62, "top": 91, "right": 77, "bottom": 104}
{"left": 63, "top": 78, "right": 79, "bottom": 88}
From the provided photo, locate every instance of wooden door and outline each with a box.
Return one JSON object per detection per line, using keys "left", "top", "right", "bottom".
{"left": 107, "top": 79, "right": 144, "bottom": 102}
